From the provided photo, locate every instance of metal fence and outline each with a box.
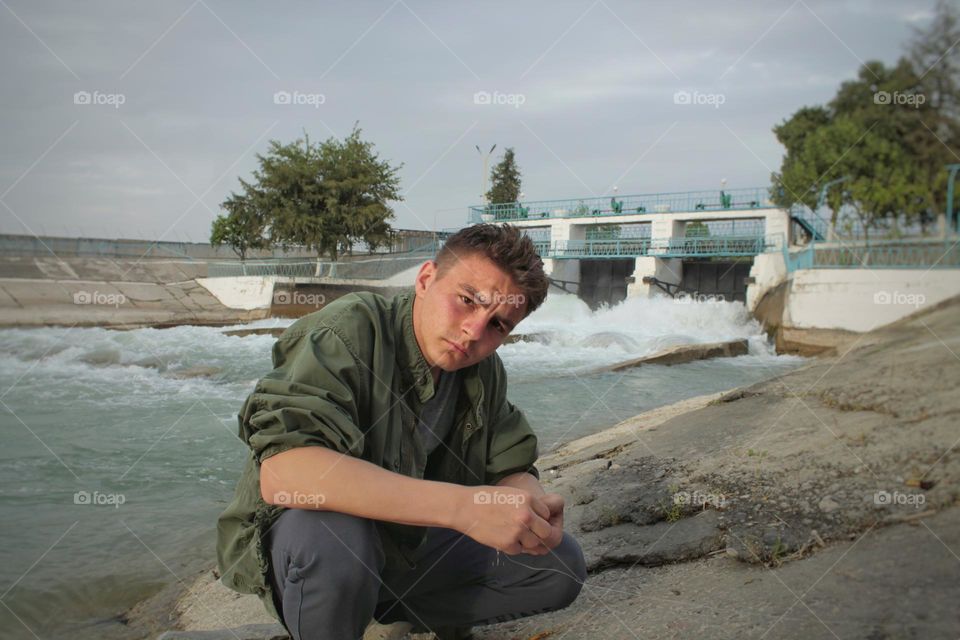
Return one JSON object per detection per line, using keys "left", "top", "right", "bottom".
{"left": 783, "top": 236, "right": 960, "bottom": 271}
{"left": 0, "top": 231, "right": 447, "bottom": 260}
{"left": 469, "top": 187, "right": 774, "bottom": 223}
{"left": 789, "top": 205, "right": 946, "bottom": 243}
{"left": 206, "top": 240, "right": 443, "bottom": 279}
{"left": 544, "top": 234, "right": 780, "bottom": 260}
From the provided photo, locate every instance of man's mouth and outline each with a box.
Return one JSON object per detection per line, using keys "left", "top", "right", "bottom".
{"left": 446, "top": 340, "right": 468, "bottom": 356}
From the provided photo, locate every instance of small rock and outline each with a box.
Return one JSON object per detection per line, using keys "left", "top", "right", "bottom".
{"left": 168, "top": 365, "right": 222, "bottom": 379}
{"left": 818, "top": 496, "right": 841, "bottom": 513}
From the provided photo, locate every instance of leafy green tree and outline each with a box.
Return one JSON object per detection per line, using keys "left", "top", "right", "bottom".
{"left": 210, "top": 192, "right": 267, "bottom": 261}
{"left": 907, "top": 0, "right": 960, "bottom": 226}
{"left": 586, "top": 224, "right": 621, "bottom": 240}
{"left": 486, "top": 148, "right": 522, "bottom": 205}
{"left": 215, "top": 125, "right": 403, "bottom": 262}
{"left": 770, "top": 2, "right": 959, "bottom": 235}
{"left": 685, "top": 221, "right": 710, "bottom": 238}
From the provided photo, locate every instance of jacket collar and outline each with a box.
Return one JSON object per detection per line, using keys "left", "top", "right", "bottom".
{"left": 394, "top": 288, "right": 483, "bottom": 415}
{"left": 394, "top": 289, "right": 439, "bottom": 404}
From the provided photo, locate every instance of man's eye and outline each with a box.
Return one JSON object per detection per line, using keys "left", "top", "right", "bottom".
{"left": 493, "top": 321, "right": 507, "bottom": 334}
{"left": 459, "top": 295, "right": 473, "bottom": 305}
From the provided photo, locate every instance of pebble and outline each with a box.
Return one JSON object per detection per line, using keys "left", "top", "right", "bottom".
{"left": 818, "top": 496, "right": 841, "bottom": 513}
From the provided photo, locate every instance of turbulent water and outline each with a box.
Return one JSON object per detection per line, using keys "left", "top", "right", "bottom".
{"left": 0, "top": 294, "right": 802, "bottom": 639}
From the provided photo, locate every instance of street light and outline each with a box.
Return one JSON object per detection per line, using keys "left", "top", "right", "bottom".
{"left": 476, "top": 144, "right": 497, "bottom": 204}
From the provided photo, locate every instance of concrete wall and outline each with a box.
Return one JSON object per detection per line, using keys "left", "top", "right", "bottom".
{"left": 625, "top": 257, "right": 683, "bottom": 297}
{"left": 195, "top": 277, "right": 275, "bottom": 310}
{"left": 782, "top": 269, "right": 960, "bottom": 333}
{"left": 0, "top": 254, "right": 424, "bottom": 328}
{"left": 538, "top": 207, "right": 789, "bottom": 303}
{"left": 746, "top": 252, "right": 787, "bottom": 312}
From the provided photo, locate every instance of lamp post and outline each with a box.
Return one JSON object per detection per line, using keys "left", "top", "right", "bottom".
{"left": 476, "top": 144, "right": 496, "bottom": 204}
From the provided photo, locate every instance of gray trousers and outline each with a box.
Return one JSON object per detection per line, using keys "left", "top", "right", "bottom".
{"left": 265, "top": 508, "right": 587, "bottom": 640}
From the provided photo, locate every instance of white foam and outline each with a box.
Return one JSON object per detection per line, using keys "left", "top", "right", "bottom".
{"left": 501, "top": 293, "right": 785, "bottom": 379}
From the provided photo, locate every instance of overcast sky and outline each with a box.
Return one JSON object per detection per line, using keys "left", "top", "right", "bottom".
{"left": 0, "top": 0, "right": 937, "bottom": 242}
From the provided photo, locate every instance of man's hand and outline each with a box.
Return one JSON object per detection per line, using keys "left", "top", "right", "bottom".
{"left": 448, "top": 472, "right": 567, "bottom": 556}
{"left": 495, "top": 472, "right": 565, "bottom": 552}
{"left": 452, "top": 485, "right": 555, "bottom": 556}
{"left": 538, "top": 492, "right": 565, "bottom": 550}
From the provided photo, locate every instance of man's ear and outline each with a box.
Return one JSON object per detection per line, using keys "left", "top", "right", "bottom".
{"left": 414, "top": 260, "right": 438, "bottom": 295}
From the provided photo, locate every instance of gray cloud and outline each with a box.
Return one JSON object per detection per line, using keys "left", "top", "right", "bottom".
{"left": 0, "top": 0, "right": 933, "bottom": 242}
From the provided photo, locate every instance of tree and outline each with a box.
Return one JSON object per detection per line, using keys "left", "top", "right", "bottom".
{"left": 210, "top": 193, "right": 267, "bottom": 260}
{"left": 685, "top": 221, "right": 710, "bottom": 238}
{"left": 587, "top": 224, "right": 621, "bottom": 240}
{"left": 770, "top": 2, "right": 959, "bottom": 235}
{"left": 486, "top": 148, "right": 522, "bottom": 205}
{"left": 213, "top": 125, "right": 403, "bottom": 262}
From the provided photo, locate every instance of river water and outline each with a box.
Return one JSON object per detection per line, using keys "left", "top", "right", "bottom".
{"left": 0, "top": 293, "right": 802, "bottom": 639}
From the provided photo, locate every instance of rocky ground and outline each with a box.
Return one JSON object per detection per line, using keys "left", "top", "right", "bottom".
{"left": 135, "top": 296, "right": 960, "bottom": 639}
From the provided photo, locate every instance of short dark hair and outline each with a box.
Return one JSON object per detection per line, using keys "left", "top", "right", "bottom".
{"left": 435, "top": 224, "right": 549, "bottom": 316}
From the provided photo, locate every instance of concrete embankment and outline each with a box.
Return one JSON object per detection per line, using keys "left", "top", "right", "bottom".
{"left": 746, "top": 252, "right": 960, "bottom": 355}
{"left": 0, "top": 256, "right": 262, "bottom": 328}
{"left": 134, "top": 296, "right": 960, "bottom": 639}
{"left": 0, "top": 256, "right": 419, "bottom": 329}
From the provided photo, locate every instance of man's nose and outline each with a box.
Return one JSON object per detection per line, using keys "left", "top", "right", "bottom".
{"left": 461, "top": 313, "right": 486, "bottom": 340}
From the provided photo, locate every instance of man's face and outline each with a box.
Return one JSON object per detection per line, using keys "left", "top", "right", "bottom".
{"left": 412, "top": 252, "right": 527, "bottom": 377}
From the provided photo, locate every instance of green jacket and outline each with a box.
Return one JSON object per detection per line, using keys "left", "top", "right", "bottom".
{"left": 216, "top": 289, "right": 540, "bottom": 621}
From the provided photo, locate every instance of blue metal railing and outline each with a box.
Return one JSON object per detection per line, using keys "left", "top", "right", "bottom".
{"left": 469, "top": 187, "right": 774, "bottom": 223}
{"left": 782, "top": 236, "right": 960, "bottom": 271}
{"left": 790, "top": 205, "right": 829, "bottom": 241}
{"left": 811, "top": 240, "right": 959, "bottom": 269}
{"left": 549, "top": 238, "right": 653, "bottom": 258}
{"left": 542, "top": 234, "right": 780, "bottom": 259}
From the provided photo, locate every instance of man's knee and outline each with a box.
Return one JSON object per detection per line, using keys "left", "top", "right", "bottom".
{"left": 269, "top": 508, "right": 384, "bottom": 594}
{"left": 548, "top": 533, "right": 587, "bottom": 608}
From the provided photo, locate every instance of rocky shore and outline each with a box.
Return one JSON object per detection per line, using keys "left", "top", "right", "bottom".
{"left": 133, "top": 296, "right": 960, "bottom": 639}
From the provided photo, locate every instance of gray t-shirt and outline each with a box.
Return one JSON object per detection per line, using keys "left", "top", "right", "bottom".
{"left": 416, "top": 370, "right": 459, "bottom": 457}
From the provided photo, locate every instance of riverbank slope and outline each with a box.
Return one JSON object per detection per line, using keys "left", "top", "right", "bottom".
{"left": 136, "top": 295, "right": 960, "bottom": 639}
